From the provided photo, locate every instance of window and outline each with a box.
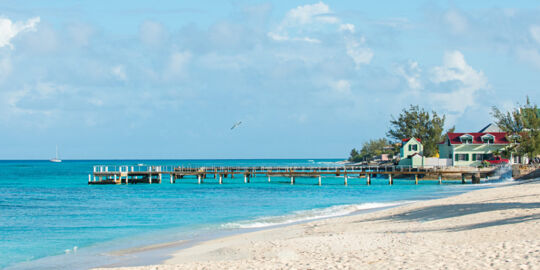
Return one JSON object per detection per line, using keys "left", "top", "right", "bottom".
{"left": 455, "top": 154, "right": 469, "bottom": 161}
{"left": 472, "top": 154, "right": 483, "bottom": 161}
{"left": 460, "top": 135, "right": 473, "bottom": 144}
{"left": 482, "top": 134, "right": 495, "bottom": 144}
{"left": 411, "top": 144, "right": 418, "bottom": 151}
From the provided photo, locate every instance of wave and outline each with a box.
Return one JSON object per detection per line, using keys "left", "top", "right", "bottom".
{"left": 221, "top": 201, "right": 409, "bottom": 229}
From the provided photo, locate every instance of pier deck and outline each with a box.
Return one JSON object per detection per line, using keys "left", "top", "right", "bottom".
{"left": 89, "top": 165, "right": 498, "bottom": 185}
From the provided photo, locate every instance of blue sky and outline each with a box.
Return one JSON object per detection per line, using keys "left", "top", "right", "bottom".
{"left": 1, "top": 0, "right": 539, "bottom": 159}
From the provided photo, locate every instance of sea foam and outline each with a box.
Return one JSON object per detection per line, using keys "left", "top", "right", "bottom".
{"left": 221, "top": 201, "right": 410, "bottom": 229}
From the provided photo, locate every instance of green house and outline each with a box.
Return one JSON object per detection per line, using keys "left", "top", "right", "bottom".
{"left": 438, "top": 132, "right": 510, "bottom": 167}
{"left": 398, "top": 138, "right": 424, "bottom": 167}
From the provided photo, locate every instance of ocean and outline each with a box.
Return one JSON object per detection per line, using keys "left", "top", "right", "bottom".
{"left": 0, "top": 159, "right": 512, "bottom": 269}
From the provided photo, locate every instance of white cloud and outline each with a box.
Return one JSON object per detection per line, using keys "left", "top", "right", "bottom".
{"left": 429, "top": 51, "right": 488, "bottom": 114}
{"left": 339, "top": 23, "right": 355, "bottom": 33}
{"left": 345, "top": 37, "right": 373, "bottom": 68}
{"left": 268, "top": 2, "right": 338, "bottom": 43}
{"left": 111, "top": 65, "right": 127, "bottom": 81}
{"left": 284, "top": 2, "right": 338, "bottom": 25}
{"left": 0, "top": 16, "right": 40, "bottom": 49}
{"left": 396, "top": 60, "right": 422, "bottom": 90}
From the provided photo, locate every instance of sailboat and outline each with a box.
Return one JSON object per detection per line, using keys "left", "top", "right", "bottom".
{"left": 50, "top": 145, "right": 62, "bottom": 163}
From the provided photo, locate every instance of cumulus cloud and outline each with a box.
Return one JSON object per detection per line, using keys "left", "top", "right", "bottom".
{"left": 283, "top": 1, "right": 338, "bottom": 25}
{"left": 429, "top": 51, "right": 488, "bottom": 114}
{"left": 345, "top": 37, "right": 373, "bottom": 68}
{"left": 0, "top": 16, "right": 40, "bottom": 49}
{"left": 396, "top": 60, "right": 422, "bottom": 90}
{"left": 268, "top": 1, "right": 338, "bottom": 42}
{"left": 339, "top": 23, "right": 355, "bottom": 33}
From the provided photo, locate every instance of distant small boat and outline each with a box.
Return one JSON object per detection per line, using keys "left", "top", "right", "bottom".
{"left": 50, "top": 145, "right": 62, "bottom": 163}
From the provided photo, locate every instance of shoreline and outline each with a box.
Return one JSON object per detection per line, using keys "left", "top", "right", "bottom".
{"left": 94, "top": 178, "right": 540, "bottom": 269}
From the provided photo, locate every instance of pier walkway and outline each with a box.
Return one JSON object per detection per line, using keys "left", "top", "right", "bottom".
{"left": 88, "top": 165, "right": 497, "bottom": 185}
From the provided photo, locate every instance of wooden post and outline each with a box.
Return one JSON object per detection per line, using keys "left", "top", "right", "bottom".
{"left": 268, "top": 175, "right": 271, "bottom": 182}
{"left": 170, "top": 174, "right": 174, "bottom": 184}
{"left": 415, "top": 174, "right": 418, "bottom": 185}
{"left": 198, "top": 175, "right": 201, "bottom": 184}
{"left": 389, "top": 174, "right": 393, "bottom": 185}
{"left": 159, "top": 173, "right": 162, "bottom": 184}
{"left": 291, "top": 176, "right": 295, "bottom": 185}
{"left": 244, "top": 175, "right": 248, "bottom": 183}
{"left": 318, "top": 175, "right": 322, "bottom": 186}
{"left": 344, "top": 175, "right": 348, "bottom": 186}
{"left": 219, "top": 174, "right": 223, "bottom": 184}
{"left": 88, "top": 174, "right": 91, "bottom": 183}
{"left": 149, "top": 174, "right": 152, "bottom": 184}
{"left": 461, "top": 174, "right": 466, "bottom": 184}
{"left": 438, "top": 175, "right": 442, "bottom": 184}
{"left": 367, "top": 174, "right": 371, "bottom": 185}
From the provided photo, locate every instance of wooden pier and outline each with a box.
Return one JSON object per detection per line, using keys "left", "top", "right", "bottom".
{"left": 88, "top": 165, "right": 497, "bottom": 185}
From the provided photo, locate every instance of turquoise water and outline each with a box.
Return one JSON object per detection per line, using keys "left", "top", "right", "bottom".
{"left": 0, "top": 159, "right": 505, "bottom": 269}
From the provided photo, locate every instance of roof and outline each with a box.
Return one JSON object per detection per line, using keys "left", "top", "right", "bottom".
{"left": 446, "top": 132, "right": 510, "bottom": 145}
{"left": 402, "top": 138, "right": 421, "bottom": 143}
{"left": 478, "top": 123, "right": 502, "bottom": 133}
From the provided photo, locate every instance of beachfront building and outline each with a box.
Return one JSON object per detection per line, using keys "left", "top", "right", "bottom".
{"left": 438, "top": 132, "right": 510, "bottom": 167}
{"left": 398, "top": 138, "right": 423, "bottom": 167}
{"left": 400, "top": 138, "right": 423, "bottom": 158}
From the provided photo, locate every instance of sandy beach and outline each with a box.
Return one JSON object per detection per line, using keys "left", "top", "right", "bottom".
{"left": 98, "top": 180, "right": 540, "bottom": 270}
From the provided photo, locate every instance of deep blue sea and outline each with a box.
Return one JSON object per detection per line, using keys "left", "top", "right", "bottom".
{"left": 0, "top": 159, "right": 512, "bottom": 269}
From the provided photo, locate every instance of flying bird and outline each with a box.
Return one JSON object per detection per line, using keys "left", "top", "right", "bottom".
{"left": 231, "top": 121, "right": 242, "bottom": 130}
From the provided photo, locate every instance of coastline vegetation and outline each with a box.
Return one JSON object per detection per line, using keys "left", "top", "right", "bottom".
{"left": 349, "top": 105, "right": 454, "bottom": 162}
{"left": 492, "top": 97, "right": 540, "bottom": 159}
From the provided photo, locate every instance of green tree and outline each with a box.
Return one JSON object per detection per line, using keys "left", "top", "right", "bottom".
{"left": 348, "top": 138, "right": 395, "bottom": 162}
{"left": 492, "top": 97, "right": 540, "bottom": 158}
{"left": 386, "top": 105, "right": 454, "bottom": 157}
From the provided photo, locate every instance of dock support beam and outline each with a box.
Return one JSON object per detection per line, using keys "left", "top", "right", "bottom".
{"left": 244, "top": 175, "right": 248, "bottom": 183}
{"left": 318, "top": 175, "right": 322, "bottom": 186}
{"left": 170, "top": 175, "right": 174, "bottom": 184}
{"left": 438, "top": 175, "right": 442, "bottom": 184}
{"left": 149, "top": 174, "right": 152, "bottom": 184}
{"left": 415, "top": 174, "right": 418, "bottom": 185}
{"left": 461, "top": 174, "right": 466, "bottom": 184}
{"left": 268, "top": 176, "right": 271, "bottom": 182}
{"left": 291, "top": 176, "right": 295, "bottom": 185}
{"left": 389, "top": 174, "right": 393, "bottom": 185}
{"left": 88, "top": 174, "right": 91, "bottom": 183}
{"left": 344, "top": 175, "right": 348, "bottom": 186}
{"left": 367, "top": 174, "right": 371, "bottom": 185}
{"left": 219, "top": 174, "right": 223, "bottom": 184}
{"left": 198, "top": 175, "right": 202, "bottom": 184}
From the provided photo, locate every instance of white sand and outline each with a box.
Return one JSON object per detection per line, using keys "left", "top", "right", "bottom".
{"left": 98, "top": 181, "right": 540, "bottom": 269}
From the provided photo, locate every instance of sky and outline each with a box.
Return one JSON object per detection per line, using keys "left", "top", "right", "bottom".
{"left": 0, "top": 0, "right": 539, "bottom": 159}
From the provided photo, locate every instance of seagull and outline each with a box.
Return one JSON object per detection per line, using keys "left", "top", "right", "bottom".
{"left": 231, "top": 121, "right": 242, "bottom": 130}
